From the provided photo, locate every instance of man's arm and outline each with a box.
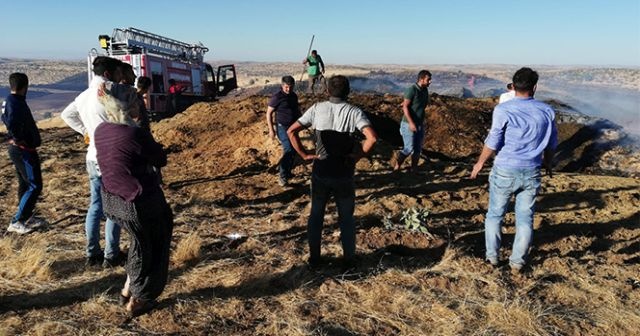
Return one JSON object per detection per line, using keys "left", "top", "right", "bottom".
{"left": 287, "top": 121, "right": 318, "bottom": 161}
{"left": 470, "top": 145, "right": 496, "bottom": 179}
{"left": 266, "top": 106, "right": 276, "bottom": 139}
{"left": 543, "top": 148, "right": 554, "bottom": 178}
{"left": 351, "top": 126, "right": 378, "bottom": 161}
{"left": 401, "top": 98, "right": 417, "bottom": 132}
{"left": 61, "top": 101, "right": 87, "bottom": 136}
{"left": 3, "top": 101, "right": 27, "bottom": 146}
{"left": 138, "top": 128, "right": 167, "bottom": 168}
{"left": 318, "top": 55, "right": 325, "bottom": 73}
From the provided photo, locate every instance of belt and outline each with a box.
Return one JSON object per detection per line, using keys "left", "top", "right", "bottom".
{"left": 8, "top": 139, "right": 36, "bottom": 152}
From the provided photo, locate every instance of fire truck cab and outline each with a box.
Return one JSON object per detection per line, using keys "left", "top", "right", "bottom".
{"left": 88, "top": 27, "right": 237, "bottom": 116}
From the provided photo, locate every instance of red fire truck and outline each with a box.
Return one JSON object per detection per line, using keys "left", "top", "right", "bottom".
{"left": 88, "top": 27, "right": 237, "bottom": 116}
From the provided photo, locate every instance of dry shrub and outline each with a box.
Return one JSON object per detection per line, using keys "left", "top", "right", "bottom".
{"left": 484, "top": 300, "right": 551, "bottom": 336}
{"left": 79, "top": 293, "right": 122, "bottom": 322}
{"left": 0, "top": 235, "right": 53, "bottom": 281}
{"left": 172, "top": 232, "right": 203, "bottom": 265}
{"left": 0, "top": 316, "right": 21, "bottom": 336}
{"left": 31, "top": 321, "right": 78, "bottom": 336}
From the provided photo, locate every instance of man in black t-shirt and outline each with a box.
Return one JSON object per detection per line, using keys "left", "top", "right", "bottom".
{"left": 287, "top": 75, "right": 378, "bottom": 268}
{"left": 266, "top": 76, "right": 301, "bottom": 186}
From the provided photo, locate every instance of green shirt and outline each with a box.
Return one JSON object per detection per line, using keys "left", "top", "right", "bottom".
{"left": 401, "top": 83, "right": 430, "bottom": 124}
{"left": 306, "top": 55, "right": 322, "bottom": 76}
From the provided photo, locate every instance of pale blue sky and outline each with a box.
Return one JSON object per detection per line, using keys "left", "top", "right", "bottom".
{"left": 1, "top": 0, "right": 639, "bottom": 65}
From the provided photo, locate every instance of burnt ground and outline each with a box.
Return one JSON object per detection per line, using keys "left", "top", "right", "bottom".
{"left": 0, "top": 92, "right": 638, "bottom": 335}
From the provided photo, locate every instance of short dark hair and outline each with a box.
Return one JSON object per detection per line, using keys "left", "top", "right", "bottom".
{"left": 92, "top": 56, "right": 121, "bottom": 76}
{"left": 507, "top": 83, "right": 513, "bottom": 90}
{"left": 512, "top": 67, "right": 539, "bottom": 93}
{"left": 119, "top": 62, "right": 133, "bottom": 72}
{"left": 281, "top": 75, "right": 295, "bottom": 86}
{"left": 327, "top": 75, "right": 350, "bottom": 99}
{"left": 9, "top": 72, "right": 29, "bottom": 91}
{"left": 311, "top": 50, "right": 318, "bottom": 55}
{"left": 168, "top": 79, "right": 176, "bottom": 85}
{"left": 418, "top": 70, "right": 432, "bottom": 81}
{"left": 137, "top": 76, "right": 152, "bottom": 91}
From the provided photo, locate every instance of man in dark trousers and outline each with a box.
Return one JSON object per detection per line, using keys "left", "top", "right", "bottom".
{"left": 288, "top": 75, "right": 377, "bottom": 269}
{"left": 1, "top": 73, "right": 45, "bottom": 234}
{"left": 266, "top": 75, "right": 301, "bottom": 186}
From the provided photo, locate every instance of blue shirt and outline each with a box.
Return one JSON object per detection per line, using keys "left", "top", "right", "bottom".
{"left": 484, "top": 97, "right": 558, "bottom": 168}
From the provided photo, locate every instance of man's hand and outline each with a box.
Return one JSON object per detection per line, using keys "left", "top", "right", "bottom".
{"left": 268, "top": 129, "right": 275, "bottom": 139}
{"left": 409, "top": 122, "right": 417, "bottom": 132}
{"left": 301, "top": 152, "right": 318, "bottom": 161}
{"left": 348, "top": 151, "right": 366, "bottom": 163}
{"left": 470, "top": 162, "right": 484, "bottom": 179}
{"left": 544, "top": 163, "right": 553, "bottom": 178}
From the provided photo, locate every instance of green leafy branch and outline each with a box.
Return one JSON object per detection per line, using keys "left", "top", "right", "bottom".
{"left": 383, "top": 207, "right": 434, "bottom": 238}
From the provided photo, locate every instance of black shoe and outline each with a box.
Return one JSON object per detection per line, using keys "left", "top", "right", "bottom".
{"left": 340, "top": 256, "right": 357, "bottom": 272}
{"left": 103, "top": 252, "right": 126, "bottom": 268}
{"left": 308, "top": 256, "right": 323, "bottom": 270}
{"left": 85, "top": 255, "right": 104, "bottom": 267}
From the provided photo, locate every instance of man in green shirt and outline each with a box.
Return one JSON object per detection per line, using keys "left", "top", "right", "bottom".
{"left": 390, "top": 70, "right": 432, "bottom": 172}
{"left": 303, "top": 50, "right": 325, "bottom": 94}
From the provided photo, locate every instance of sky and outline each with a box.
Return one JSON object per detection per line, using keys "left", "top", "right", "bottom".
{"left": 1, "top": 0, "right": 639, "bottom": 66}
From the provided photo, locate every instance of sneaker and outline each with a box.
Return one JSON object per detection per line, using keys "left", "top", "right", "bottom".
{"left": 26, "top": 216, "right": 47, "bottom": 229}
{"left": 485, "top": 257, "right": 499, "bottom": 267}
{"left": 85, "top": 255, "right": 104, "bottom": 267}
{"left": 103, "top": 251, "right": 127, "bottom": 268}
{"left": 510, "top": 263, "right": 524, "bottom": 273}
{"left": 7, "top": 221, "right": 34, "bottom": 234}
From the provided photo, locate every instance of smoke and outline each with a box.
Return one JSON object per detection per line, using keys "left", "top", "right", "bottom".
{"left": 537, "top": 81, "right": 640, "bottom": 136}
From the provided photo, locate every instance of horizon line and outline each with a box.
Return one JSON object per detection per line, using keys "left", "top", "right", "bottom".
{"left": 1, "top": 56, "right": 639, "bottom": 69}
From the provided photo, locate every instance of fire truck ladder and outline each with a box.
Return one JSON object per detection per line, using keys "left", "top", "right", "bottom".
{"left": 109, "top": 27, "right": 209, "bottom": 63}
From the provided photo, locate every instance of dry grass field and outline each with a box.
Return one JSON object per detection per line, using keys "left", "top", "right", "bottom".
{"left": 0, "top": 92, "right": 638, "bottom": 335}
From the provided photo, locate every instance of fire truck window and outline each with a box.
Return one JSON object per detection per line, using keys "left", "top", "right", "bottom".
{"left": 152, "top": 74, "right": 164, "bottom": 93}
{"left": 205, "top": 67, "right": 214, "bottom": 82}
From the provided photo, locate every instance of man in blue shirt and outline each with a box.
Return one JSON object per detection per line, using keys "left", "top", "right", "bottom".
{"left": 471, "top": 67, "right": 558, "bottom": 272}
{"left": 1, "top": 73, "right": 45, "bottom": 234}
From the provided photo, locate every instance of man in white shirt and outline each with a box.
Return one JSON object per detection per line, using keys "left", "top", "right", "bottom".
{"left": 498, "top": 83, "right": 516, "bottom": 104}
{"left": 61, "top": 56, "right": 125, "bottom": 268}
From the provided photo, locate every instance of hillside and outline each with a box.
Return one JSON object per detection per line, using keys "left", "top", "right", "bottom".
{"left": 0, "top": 93, "right": 638, "bottom": 335}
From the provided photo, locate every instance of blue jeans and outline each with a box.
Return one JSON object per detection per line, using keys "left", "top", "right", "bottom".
{"left": 308, "top": 174, "right": 356, "bottom": 260}
{"left": 8, "top": 145, "right": 42, "bottom": 222}
{"left": 86, "top": 160, "right": 121, "bottom": 259}
{"left": 484, "top": 166, "right": 541, "bottom": 267}
{"left": 399, "top": 121, "right": 425, "bottom": 160}
{"left": 276, "top": 124, "right": 295, "bottom": 179}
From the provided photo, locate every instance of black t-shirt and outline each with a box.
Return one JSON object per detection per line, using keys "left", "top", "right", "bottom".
{"left": 268, "top": 90, "right": 301, "bottom": 127}
{"left": 313, "top": 129, "right": 357, "bottom": 178}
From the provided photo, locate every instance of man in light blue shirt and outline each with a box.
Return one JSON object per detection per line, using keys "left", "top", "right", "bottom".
{"left": 471, "top": 67, "right": 557, "bottom": 272}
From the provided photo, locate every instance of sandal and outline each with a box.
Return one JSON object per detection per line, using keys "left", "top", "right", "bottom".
{"left": 119, "top": 293, "right": 130, "bottom": 306}
{"left": 126, "top": 297, "right": 156, "bottom": 317}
